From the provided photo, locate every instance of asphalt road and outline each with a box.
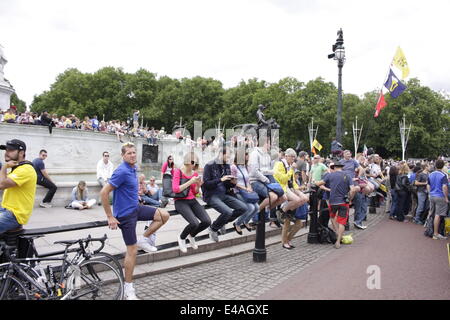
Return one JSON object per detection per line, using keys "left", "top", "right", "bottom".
{"left": 258, "top": 216, "right": 450, "bottom": 300}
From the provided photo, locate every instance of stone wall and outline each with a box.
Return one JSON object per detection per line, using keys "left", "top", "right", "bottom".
{"left": 0, "top": 123, "right": 217, "bottom": 207}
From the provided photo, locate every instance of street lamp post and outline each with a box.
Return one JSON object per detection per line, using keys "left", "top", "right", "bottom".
{"left": 307, "top": 185, "right": 320, "bottom": 243}
{"left": 253, "top": 208, "right": 267, "bottom": 262}
{"left": 328, "top": 29, "right": 346, "bottom": 144}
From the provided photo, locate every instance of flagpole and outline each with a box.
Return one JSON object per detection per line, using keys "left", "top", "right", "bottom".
{"left": 352, "top": 116, "right": 363, "bottom": 156}
{"left": 308, "top": 118, "right": 318, "bottom": 155}
{"left": 399, "top": 114, "right": 412, "bottom": 161}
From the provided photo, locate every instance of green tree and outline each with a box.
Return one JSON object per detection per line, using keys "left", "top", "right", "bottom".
{"left": 10, "top": 92, "right": 27, "bottom": 112}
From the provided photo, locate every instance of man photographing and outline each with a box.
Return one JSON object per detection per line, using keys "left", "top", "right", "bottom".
{"left": 0, "top": 139, "right": 37, "bottom": 234}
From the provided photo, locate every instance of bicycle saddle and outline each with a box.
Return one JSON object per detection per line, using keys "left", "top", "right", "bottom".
{"left": 54, "top": 239, "right": 79, "bottom": 246}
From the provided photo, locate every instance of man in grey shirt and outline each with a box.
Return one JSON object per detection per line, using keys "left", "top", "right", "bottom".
{"left": 248, "top": 138, "right": 287, "bottom": 214}
{"left": 133, "top": 110, "right": 140, "bottom": 133}
{"left": 296, "top": 151, "right": 310, "bottom": 188}
{"left": 413, "top": 164, "right": 429, "bottom": 224}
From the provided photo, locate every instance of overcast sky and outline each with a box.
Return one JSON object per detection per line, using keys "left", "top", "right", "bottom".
{"left": 1, "top": 0, "right": 449, "bottom": 106}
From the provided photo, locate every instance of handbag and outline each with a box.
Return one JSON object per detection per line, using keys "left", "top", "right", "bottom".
{"left": 266, "top": 182, "right": 284, "bottom": 197}
{"left": 236, "top": 166, "right": 260, "bottom": 204}
{"left": 162, "top": 169, "right": 190, "bottom": 198}
{"left": 239, "top": 189, "right": 260, "bottom": 203}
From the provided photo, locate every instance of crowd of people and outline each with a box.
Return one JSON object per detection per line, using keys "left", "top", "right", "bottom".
{"left": 0, "top": 108, "right": 263, "bottom": 152}
{"left": 0, "top": 107, "right": 170, "bottom": 144}
{"left": 0, "top": 131, "right": 449, "bottom": 299}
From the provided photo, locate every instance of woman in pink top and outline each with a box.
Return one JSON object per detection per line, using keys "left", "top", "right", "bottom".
{"left": 172, "top": 153, "right": 211, "bottom": 253}
{"left": 161, "top": 155, "right": 174, "bottom": 180}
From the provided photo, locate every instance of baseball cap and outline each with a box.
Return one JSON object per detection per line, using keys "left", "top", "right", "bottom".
{"left": 0, "top": 139, "right": 26, "bottom": 151}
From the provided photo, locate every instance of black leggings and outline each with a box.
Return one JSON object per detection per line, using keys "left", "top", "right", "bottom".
{"left": 175, "top": 199, "right": 211, "bottom": 239}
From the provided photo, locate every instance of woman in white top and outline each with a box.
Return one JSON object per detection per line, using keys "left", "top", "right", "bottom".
{"left": 231, "top": 152, "right": 259, "bottom": 234}
{"left": 70, "top": 181, "right": 96, "bottom": 210}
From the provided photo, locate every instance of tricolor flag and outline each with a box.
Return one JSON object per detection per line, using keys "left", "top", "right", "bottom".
{"left": 363, "top": 144, "right": 368, "bottom": 157}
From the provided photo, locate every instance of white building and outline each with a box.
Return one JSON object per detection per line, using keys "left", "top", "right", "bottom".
{"left": 0, "top": 45, "right": 15, "bottom": 111}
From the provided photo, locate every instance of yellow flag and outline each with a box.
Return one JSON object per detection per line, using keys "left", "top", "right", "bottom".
{"left": 392, "top": 47, "right": 409, "bottom": 79}
{"left": 312, "top": 139, "right": 322, "bottom": 151}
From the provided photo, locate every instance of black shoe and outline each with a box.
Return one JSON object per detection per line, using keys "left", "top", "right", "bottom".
{"left": 282, "top": 244, "right": 293, "bottom": 250}
{"left": 273, "top": 220, "right": 281, "bottom": 228}
{"left": 233, "top": 223, "right": 243, "bottom": 235}
{"left": 243, "top": 224, "right": 253, "bottom": 232}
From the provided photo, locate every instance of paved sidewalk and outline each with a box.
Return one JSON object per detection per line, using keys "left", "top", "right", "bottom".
{"left": 107, "top": 210, "right": 387, "bottom": 300}
{"left": 259, "top": 214, "right": 450, "bottom": 300}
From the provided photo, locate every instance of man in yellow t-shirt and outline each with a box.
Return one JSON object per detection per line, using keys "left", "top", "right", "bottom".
{"left": 3, "top": 109, "right": 17, "bottom": 123}
{"left": 0, "top": 139, "right": 37, "bottom": 234}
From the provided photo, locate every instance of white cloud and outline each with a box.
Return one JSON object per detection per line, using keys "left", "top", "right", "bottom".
{"left": 1, "top": 0, "right": 449, "bottom": 105}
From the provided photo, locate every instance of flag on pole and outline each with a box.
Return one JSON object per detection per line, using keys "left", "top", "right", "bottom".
{"left": 374, "top": 91, "right": 387, "bottom": 117}
{"left": 374, "top": 47, "right": 410, "bottom": 117}
{"left": 392, "top": 46, "right": 410, "bottom": 79}
{"left": 384, "top": 69, "right": 407, "bottom": 98}
{"left": 312, "top": 139, "right": 323, "bottom": 151}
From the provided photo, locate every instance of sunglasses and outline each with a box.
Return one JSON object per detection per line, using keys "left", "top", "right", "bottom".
{"left": 122, "top": 142, "right": 135, "bottom": 147}
{"left": 104, "top": 155, "right": 109, "bottom": 157}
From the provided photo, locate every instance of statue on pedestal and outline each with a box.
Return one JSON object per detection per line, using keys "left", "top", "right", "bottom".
{"left": 0, "top": 45, "right": 16, "bottom": 111}
{"left": 256, "top": 104, "right": 280, "bottom": 130}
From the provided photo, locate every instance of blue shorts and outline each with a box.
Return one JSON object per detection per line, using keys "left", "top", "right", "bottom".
{"left": 116, "top": 205, "right": 157, "bottom": 246}
{"left": 0, "top": 207, "right": 21, "bottom": 234}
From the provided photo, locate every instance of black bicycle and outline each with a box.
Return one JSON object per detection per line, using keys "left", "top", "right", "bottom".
{"left": 0, "top": 234, "right": 124, "bottom": 300}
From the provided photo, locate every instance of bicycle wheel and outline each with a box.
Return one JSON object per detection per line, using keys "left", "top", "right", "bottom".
{"left": 70, "top": 260, "right": 123, "bottom": 300}
{"left": 89, "top": 252, "right": 124, "bottom": 281}
{"left": 0, "top": 263, "right": 41, "bottom": 299}
{"left": 0, "top": 275, "right": 29, "bottom": 300}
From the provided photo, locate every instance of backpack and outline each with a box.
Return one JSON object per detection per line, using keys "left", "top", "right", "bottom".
{"left": 424, "top": 213, "right": 445, "bottom": 238}
{"left": 10, "top": 160, "right": 34, "bottom": 173}
{"left": 317, "top": 223, "right": 337, "bottom": 244}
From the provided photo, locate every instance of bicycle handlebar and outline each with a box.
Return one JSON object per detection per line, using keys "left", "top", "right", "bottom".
{"left": 82, "top": 234, "right": 107, "bottom": 254}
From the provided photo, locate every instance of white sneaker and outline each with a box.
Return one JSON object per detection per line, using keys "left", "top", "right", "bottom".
{"left": 208, "top": 227, "right": 219, "bottom": 242}
{"left": 219, "top": 225, "right": 226, "bottom": 235}
{"left": 187, "top": 234, "right": 198, "bottom": 250}
{"left": 178, "top": 235, "right": 187, "bottom": 253}
{"left": 124, "top": 287, "right": 140, "bottom": 300}
{"left": 137, "top": 239, "right": 158, "bottom": 252}
{"left": 39, "top": 202, "right": 52, "bottom": 208}
{"left": 147, "top": 234, "right": 156, "bottom": 247}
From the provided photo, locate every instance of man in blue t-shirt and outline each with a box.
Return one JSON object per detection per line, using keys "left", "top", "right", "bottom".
{"left": 316, "top": 162, "right": 356, "bottom": 249}
{"left": 427, "top": 159, "right": 449, "bottom": 240}
{"left": 100, "top": 142, "right": 170, "bottom": 299}
{"left": 32, "top": 149, "right": 57, "bottom": 208}
{"left": 339, "top": 150, "right": 362, "bottom": 180}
